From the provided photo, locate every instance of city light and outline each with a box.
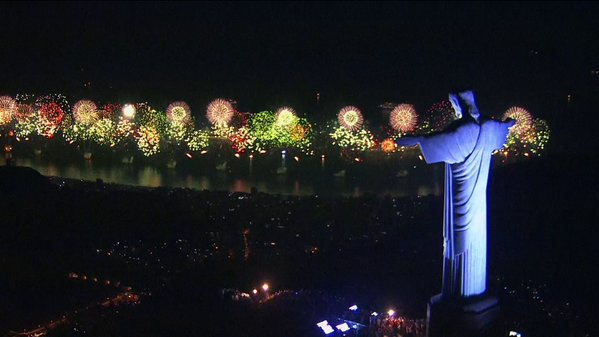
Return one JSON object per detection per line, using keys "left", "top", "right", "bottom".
{"left": 252, "top": 289, "right": 257, "bottom": 294}
{"left": 262, "top": 283, "right": 269, "bottom": 291}
{"left": 387, "top": 309, "right": 395, "bottom": 316}
{"left": 348, "top": 304, "right": 358, "bottom": 311}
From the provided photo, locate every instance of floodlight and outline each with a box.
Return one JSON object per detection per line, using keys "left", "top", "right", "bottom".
{"left": 336, "top": 323, "right": 350, "bottom": 332}
{"left": 322, "top": 325, "right": 334, "bottom": 334}
{"left": 316, "top": 321, "right": 334, "bottom": 334}
{"left": 348, "top": 305, "right": 358, "bottom": 311}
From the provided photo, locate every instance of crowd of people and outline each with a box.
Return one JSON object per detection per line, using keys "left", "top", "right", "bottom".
{"left": 370, "top": 315, "right": 426, "bottom": 337}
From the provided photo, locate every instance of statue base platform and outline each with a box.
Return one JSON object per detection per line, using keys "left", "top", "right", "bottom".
{"left": 427, "top": 293, "right": 500, "bottom": 337}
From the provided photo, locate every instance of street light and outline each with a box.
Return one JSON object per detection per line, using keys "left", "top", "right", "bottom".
{"left": 262, "top": 283, "right": 269, "bottom": 291}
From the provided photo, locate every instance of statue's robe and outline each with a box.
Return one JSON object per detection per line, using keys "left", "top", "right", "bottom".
{"left": 419, "top": 118, "right": 512, "bottom": 298}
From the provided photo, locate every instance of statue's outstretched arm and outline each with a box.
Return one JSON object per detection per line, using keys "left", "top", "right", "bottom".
{"left": 504, "top": 118, "right": 516, "bottom": 128}
{"left": 396, "top": 136, "right": 422, "bottom": 148}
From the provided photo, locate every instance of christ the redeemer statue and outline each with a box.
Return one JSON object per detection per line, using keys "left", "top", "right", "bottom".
{"left": 397, "top": 91, "right": 515, "bottom": 336}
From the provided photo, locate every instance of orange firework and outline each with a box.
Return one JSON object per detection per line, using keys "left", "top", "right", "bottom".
{"left": 290, "top": 124, "right": 307, "bottom": 141}
{"left": 390, "top": 104, "right": 418, "bottom": 133}
{"left": 381, "top": 139, "right": 396, "bottom": 153}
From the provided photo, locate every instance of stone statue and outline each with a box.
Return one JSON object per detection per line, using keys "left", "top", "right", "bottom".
{"left": 397, "top": 91, "right": 515, "bottom": 336}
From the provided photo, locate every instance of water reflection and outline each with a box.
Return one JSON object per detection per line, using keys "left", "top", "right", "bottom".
{"left": 4, "top": 157, "right": 442, "bottom": 197}
{"left": 139, "top": 167, "right": 162, "bottom": 187}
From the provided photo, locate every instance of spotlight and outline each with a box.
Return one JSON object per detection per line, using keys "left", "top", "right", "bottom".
{"left": 336, "top": 323, "right": 350, "bottom": 332}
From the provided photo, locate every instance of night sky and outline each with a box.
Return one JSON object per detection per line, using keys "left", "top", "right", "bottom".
{"left": 1, "top": 2, "right": 598, "bottom": 124}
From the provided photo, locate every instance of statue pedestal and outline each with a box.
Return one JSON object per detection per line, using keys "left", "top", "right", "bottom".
{"left": 427, "top": 293, "right": 500, "bottom": 337}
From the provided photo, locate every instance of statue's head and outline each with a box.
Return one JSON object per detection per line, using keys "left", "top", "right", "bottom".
{"left": 448, "top": 93, "right": 463, "bottom": 119}
{"left": 459, "top": 90, "right": 480, "bottom": 122}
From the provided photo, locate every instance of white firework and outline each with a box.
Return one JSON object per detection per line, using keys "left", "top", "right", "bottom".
{"left": 276, "top": 106, "right": 296, "bottom": 126}
{"left": 167, "top": 101, "right": 192, "bottom": 124}
{"left": 338, "top": 106, "right": 363, "bottom": 131}
{"left": 207, "top": 98, "right": 234, "bottom": 126}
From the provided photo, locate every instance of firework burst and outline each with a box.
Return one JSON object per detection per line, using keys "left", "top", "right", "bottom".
{"left": 290, "top": 124, "right": 307, "bottom": 142}
{"left": 38, "top": 102, "right": 65, "bottom": 137}
{"left": 338, "top": 106, "right": 364, "bottom": 131}
{"left": 422, "top": 100, "right": 457, "bottom": 132}
{"left": 34, "top": 94, "right": 70, "bottom": 114}
{"left": 381, "top": 138, "right": 397, "bottom": 153}
{"left": 276, "top": 106, "right": 296, "bottom": 126}
{"left": 90, "top": 118, "right": 116, "bottom": 146}
{"left": 330, "top": 126, "right": 375, "bottom": 152}
{"left": 101, "top": 103, "right": 121, "bottom": 119}
{"left": 0, "top": 96, "right": 17, "bottom": 125}
{"left": 187, "top": 130, "right": 210, "bottom": 152}
{"left": 14, "top": 103, "right": 34, "bottom": 123}
{"left": 122, "top": 104, "right": 136, "bottom": 119}
{"left": 136, "top": 125, "right": 160, "bottom": 156}
{"left": 73, "top": 100, "right": 99, "bottom": 125}
{"left": 503, "top": 106, "right": 533, "bottom": 139}
{"left": 390, "top": 104, "right": 418, "bottom": 133}
{"left": 207, "top": 98, "right": 234, "bottom": 126}
{"left": 167, "top": 101, "right": 192, "bottom": 124}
